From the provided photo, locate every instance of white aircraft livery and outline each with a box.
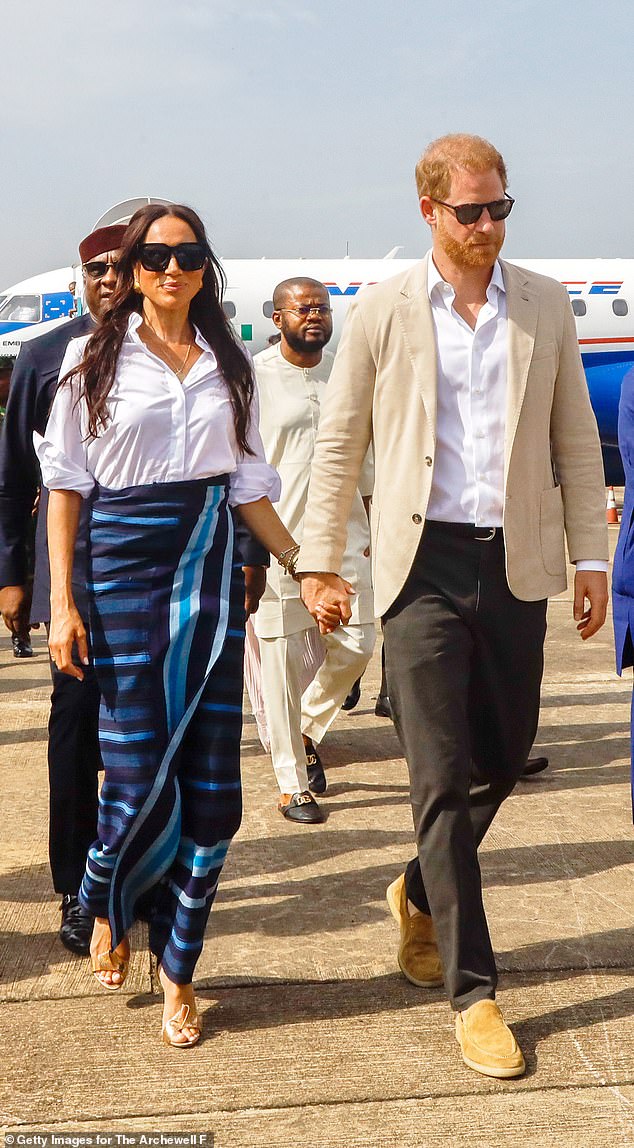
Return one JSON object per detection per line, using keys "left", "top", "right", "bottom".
{"left": 1, "top": 254, "right": 632, "bottom": 483}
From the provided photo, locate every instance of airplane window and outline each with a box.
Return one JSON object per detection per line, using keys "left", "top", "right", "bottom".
{"left": 613, "top": 299, "right": 629, "bottom": 317}
{"left": 222, "top": 301, "right": 236, "bottom": 319}
{"left": 571, "top": 299, "right": 587, "bottom": 317}
{"left": 0, "top": 296, "right": 6, "bottom": 310}
{"left": 262, "top": 300, "right": 274, "bottom": 318}
{"left": 0, "top": 294, "right": 41, "bottom": 323}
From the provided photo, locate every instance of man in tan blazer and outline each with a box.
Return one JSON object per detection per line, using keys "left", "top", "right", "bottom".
{"left": 297, "top": 134, "right": 609, "bottom": 1079}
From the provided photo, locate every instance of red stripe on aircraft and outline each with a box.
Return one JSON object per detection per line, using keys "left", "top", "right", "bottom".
{"left": 578, "top": 337, "right": 634, "bottom": 345}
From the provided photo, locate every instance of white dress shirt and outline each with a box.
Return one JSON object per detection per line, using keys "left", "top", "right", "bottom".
{"left": 35, "top": 312, "right": 280, "bottom": 508}
{"left": 426, "top": 257, "right": 606, "bottom": 571}
{"left": 426, "top": 257, "right": 507, "bottom": 527}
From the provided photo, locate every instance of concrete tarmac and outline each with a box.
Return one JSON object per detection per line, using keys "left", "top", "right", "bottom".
{"left": 1, "top": 555, "right": 633, "bottom": 1147}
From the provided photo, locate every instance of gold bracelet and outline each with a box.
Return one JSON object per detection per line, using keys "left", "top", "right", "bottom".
{"left": 278, "top": 544, "right": 299, "bottom": 563}
{"left": 277, "top": 544, "right": 300, "bottom": 576}
{"left": 277, "top": 541, "right": 298, "bottom": 569}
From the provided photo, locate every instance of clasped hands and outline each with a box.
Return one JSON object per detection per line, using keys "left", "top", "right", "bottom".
{"left": 299, "top": 572, "right": 354, "bottom": 634}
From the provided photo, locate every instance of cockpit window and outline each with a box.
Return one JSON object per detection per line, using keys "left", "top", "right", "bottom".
{"left": 0, "top": 294, "right": 41, "bottom": 323}
{"left": 571, "top": 299, "right": 587, "bottom": 317}
{"left": 613, "top": 299, "right": 629, "bottom": 317}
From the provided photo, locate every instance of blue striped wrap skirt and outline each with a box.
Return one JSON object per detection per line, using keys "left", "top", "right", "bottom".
{"left": 78, "top": 475, "right": 244, "bottom": 984}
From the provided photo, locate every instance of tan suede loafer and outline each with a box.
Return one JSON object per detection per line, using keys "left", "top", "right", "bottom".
{"left": 456, "top": 999, "right": 526, "bottom": 1078}
{"left": 386, "top": 874, "right": 443, "bottom": 987}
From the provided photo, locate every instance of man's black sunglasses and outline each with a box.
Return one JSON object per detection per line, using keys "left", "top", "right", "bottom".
{"left": 83, "top": 261, "right": 119, "bottom": 280}
{"left": 136, "top": 243, "right": 207, "bottom": 273}
{"left": 431, "top": 195, "right": 514, "bottom": 226}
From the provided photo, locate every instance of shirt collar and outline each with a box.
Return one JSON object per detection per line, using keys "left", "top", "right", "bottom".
{"left": 274, "top": 342, "right": 333, "bottom": 380}
{"left": 427, "top": 255, "right": 506, "bottom": 303}
{"left": 125, "top": 311, "right": 217, "bottom": 366}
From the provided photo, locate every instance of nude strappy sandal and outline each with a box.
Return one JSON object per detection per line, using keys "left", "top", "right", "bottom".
{"left": 91, "top": 948, "right": 129, "bottom": 990}
{"left": 162, "top": 1003, "right": 201, "bottom": 1048}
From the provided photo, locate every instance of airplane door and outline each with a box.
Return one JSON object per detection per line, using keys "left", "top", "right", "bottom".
{"left": 42, "top": 292, "right": 75, "bottom": 321}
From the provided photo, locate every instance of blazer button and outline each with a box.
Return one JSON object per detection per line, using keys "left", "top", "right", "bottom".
{"left": 412, "top": 513, "right": 422, "bottom": 524}
{"left": 425, "top": 456, "right": 433, "bottom": 466}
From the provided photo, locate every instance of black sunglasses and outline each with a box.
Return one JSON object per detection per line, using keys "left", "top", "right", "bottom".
{"left": 83, "top": 260, "right": 119, "bottom": 280}
{"left": 136, "top": 242, "right": 207, "bottom": 273}
{"left": 431, "top": 195, "right": 514, "bottom": 226}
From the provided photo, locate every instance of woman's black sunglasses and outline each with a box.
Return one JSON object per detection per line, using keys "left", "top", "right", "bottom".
{"left": 136, "top": 243, "right": 207, "bottom": 273}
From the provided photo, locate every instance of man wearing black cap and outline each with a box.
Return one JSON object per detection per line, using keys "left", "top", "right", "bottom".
{"left": 0, "top": 224, "right": 126, "bottom": 954}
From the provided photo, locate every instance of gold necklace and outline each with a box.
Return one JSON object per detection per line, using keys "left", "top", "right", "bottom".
{"left": 144, "top": 321, "right": 194, "bottom": 378}
{"left": 174, "top": 341, "right": 193, "bottom": 377}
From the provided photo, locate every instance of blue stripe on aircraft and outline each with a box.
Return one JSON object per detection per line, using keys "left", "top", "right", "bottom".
{"left": 325, "top": 285, "right": 362, "bottom": 297}
{"left": 0, "top": 322, "right": 29, "bottom": 334}
{"left": 589, "top": 283, "right": 622, "bottom": 295}
{"left": 581, "top": 349, "right": 634, "bottom": 368}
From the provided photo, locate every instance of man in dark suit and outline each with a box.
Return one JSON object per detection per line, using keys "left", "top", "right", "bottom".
{"left": 0, "top": 224, "right": 127, "bottom": 953}
{"left": 612, "top": 368, "right": 634, "bottom": 817}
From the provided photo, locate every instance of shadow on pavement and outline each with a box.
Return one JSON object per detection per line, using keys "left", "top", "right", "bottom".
{"left": 0, "top": 726, "right": 48, "bottom": 746}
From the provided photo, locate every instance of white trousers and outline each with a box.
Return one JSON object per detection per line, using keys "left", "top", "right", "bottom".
{"left": 259, "top": 623, "right": 376, "bottom": 795}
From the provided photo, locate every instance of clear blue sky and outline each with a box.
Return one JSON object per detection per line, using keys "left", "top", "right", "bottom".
{"left": 2, "top": 0, "right": 633, "bottom": 286}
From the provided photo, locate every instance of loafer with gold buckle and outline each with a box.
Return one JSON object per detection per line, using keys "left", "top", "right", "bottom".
{"left": 278, "top": 791, "right": 324, "bottom": 824}
{"left": 304, "top": 738, "right": 327, "bottom": 795}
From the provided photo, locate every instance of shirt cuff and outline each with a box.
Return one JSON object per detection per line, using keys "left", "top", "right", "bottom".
{"left": 574, "top": 560, "right": 609, "bottom": 572}
{"left": 229, "top": 461, "right": 281, "bottom": 508}
{"left": 33, "top": 433, "right": 95, "bottom": 499}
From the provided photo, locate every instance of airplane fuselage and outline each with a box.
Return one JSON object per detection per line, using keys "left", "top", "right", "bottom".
{"left": 1, "top": 256, "right": 632, "bottom": 482}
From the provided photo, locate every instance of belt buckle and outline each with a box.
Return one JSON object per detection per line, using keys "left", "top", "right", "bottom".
{"left": 475, "top": 527, "right": 496, "bottom": 542}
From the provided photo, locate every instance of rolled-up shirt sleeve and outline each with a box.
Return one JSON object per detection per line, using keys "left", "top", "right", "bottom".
{"left": 34, "top": 340, "right": 95, "bottom": 499}
{"left": 229, "top": 387, "right": 281, "bottom": 507}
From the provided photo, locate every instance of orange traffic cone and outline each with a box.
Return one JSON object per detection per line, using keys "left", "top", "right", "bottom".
{"left": 606, "top": 486, "right": 619, "bottom": 524}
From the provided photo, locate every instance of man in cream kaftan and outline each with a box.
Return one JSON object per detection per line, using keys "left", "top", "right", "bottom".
{"left": 253, "top": 278, "right": 375, "bottom": 821}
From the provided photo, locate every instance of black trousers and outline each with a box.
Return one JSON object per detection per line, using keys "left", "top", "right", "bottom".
{"left": 383, "top": 521, "right": 547, "bottom": 1012}
{"left": 47, "top": 632, "right": 102, "bottom": 895}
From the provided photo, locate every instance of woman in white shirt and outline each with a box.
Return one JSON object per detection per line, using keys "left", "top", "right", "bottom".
{"left": 37, "top": 204, "right": 303, "bottom": 1048}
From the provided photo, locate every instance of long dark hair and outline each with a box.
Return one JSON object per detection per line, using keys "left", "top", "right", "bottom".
{"left": 63, "top": 204, "right": 255, "bottom": 453}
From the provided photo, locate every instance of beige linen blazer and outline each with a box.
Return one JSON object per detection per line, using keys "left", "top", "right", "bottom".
{"left": 297, "top": 253, "right": 609, "bottom": 617}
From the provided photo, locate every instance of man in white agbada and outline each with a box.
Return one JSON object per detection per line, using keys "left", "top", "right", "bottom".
{"left": 253, "top": 278, "right": 375, "bottom": 823}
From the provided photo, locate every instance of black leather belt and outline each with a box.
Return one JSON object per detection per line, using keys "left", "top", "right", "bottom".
{"left": 425, "top": 520, "right": 500, "bottom": 543}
